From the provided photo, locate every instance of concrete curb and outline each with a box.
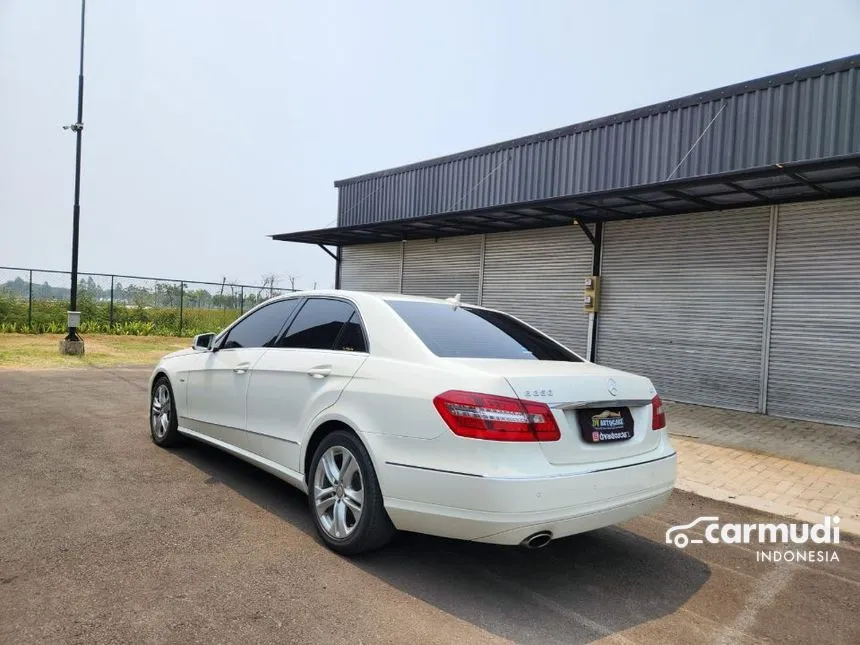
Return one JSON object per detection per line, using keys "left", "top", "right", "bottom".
{"left": 675, "top": 478, "right": 860, "bottom": 538}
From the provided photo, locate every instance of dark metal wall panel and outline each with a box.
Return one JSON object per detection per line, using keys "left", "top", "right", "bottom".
{"left": 338, "top": 61, "right": 859, "bottom": 227}
{"left": 766, "top": 197, "right": 860, "bottom": 427}
{"left": 596, "top": 207, "right": 771, "bottom": 411}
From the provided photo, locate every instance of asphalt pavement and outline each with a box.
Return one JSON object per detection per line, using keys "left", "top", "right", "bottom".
{"left": 1, "top": 368, "right": 857, "bottom": 645}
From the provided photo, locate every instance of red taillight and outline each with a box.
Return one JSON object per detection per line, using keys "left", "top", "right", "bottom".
{"left": 651, "top": 394, "right": 666, "bottom": 431}
{"left": 433, "top": 390, "right": 561, "bottom": 442}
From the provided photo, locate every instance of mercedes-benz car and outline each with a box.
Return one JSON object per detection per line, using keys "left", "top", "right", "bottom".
{"left": 148, "top": 290, "right": 677, "bottom": 555}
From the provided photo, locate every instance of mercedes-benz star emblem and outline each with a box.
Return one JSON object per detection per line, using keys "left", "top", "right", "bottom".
{"left": 607, "top": 378, "right": 618, "bottom": 396}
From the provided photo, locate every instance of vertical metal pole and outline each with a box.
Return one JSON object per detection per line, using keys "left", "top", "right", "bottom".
{"left": 109, "top": 275, "right": 114, "bottom": 329}
{"left": 240, "top": 286, "right": 245, "bottom": 314}
{"left": 587, "top": 221, "right": 604, "bottom": 363}
{"left": 477, "top": 234, "right": 486, "bottom": 305}
{"left": 178, "top": 282, "right": 184, "bottom": 336}
{"left": 758, "top": 205, "right": 779, "bottom": 414}
{"left": 398, "top": 240, "right": 405, "bottom": 293}
{"left": 27, "top": 270, "right": 33, "bottom": 330}
{"left": 335, "top": 246, "right": 343, "bottom": 289}
{"left": 65, "top": 0, "right": 86, "bottom": 342}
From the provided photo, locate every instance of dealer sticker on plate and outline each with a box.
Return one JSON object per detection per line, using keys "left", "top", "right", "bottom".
{"left": 589, "top": 410, "right": 633, "bottom": 442}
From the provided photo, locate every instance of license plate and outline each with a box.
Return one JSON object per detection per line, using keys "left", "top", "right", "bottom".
{"left": 575, "top": 407, "right": 634, "bottom": 443}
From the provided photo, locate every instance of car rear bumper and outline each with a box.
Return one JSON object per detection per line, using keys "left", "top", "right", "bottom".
{"left": 381, "top": 451, "right": 677, "bottom": 545}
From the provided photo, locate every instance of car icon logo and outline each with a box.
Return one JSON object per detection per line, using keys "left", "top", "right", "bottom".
{"left": 665, "top": 516, "right": 720, "bottom": 549}
{"left": 607, "top": 378, "right": 618, "bottom": 396}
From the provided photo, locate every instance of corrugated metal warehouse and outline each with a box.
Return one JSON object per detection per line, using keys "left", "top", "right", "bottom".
{"left": 274, "top": 54, "right": 860, "bottom": 428}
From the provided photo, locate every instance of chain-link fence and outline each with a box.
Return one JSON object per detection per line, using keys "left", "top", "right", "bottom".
{"left": 0, "top": 266, "right": 297, "bottom": 336}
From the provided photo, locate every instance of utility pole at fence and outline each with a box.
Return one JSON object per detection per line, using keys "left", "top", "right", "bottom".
{"left": 109, "top": 275, "right": 115, "bottom": 328}
{"left": 60, "top": 0, "right": 87, "bottom": 356}
{"left": 28, "top": 270, "right": 33, "bottom": 330}
{"left": 178, "top": 282, "right": 184, "bottom": 336}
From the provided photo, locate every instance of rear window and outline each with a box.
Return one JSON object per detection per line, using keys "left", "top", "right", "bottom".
{"left": 385, "top": 300, "right": 582, "bottom": 361}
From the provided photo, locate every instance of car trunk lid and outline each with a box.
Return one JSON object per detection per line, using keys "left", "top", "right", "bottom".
{"left": 447, "top": 359, "right": 662, "bottom": 465}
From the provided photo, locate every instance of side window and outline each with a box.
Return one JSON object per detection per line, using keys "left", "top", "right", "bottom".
{"left": 222, "top": 299, "right": 301, "bottom": 349}
{"left": 277, "top": 299, "right": 366, "bottom": 351}
{"left": 334, "top": 313, "right": 367, "bottom": 352}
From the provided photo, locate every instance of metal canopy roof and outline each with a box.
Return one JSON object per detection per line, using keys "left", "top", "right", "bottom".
{"left": 271, "top": 154, "right": 860, "bottom": 246}
{"left": 332, "top": 56, "right": 860, "bottom": 228}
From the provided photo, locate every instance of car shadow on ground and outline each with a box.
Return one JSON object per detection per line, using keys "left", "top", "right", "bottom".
{"left": 175, "top": 439, "right": 710, "bottom": 645}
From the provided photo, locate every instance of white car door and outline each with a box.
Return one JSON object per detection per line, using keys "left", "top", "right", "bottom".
{"left": 245, "top": 297, "right": 369, "bottom": 472}
{"left": 184, "top": 298, "right": 302, "bottom": 450}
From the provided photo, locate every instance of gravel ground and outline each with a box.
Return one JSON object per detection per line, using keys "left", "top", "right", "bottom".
{"left": 1, "top": 367, "right": 857, "bottom": 645}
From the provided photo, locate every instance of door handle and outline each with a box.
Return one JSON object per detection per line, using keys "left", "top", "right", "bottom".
{"left": 307, "top": 366, "right": 332, "bottom": 379}
{"left": 233, "top": 362, "right": 251, "bottom": 374}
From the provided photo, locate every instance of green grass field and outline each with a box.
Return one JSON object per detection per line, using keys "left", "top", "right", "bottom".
{"left": 0, "top": 334, "right": 189, "bottom": 369}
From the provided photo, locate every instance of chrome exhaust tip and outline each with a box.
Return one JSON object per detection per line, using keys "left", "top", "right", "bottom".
{"left": 520, "top": 531, "right": 553, "bottom": 549}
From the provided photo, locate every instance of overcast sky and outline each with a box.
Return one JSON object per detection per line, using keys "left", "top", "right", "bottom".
{"left": 2, "top": 0, "right": 858, "bottom": 291}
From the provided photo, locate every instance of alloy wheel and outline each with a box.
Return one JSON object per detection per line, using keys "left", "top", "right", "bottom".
{"left": 151, "top": 383, "right": 171, "bottom": 440}
{"left": 313, "top": 445, "right": 364, "bottom": 539}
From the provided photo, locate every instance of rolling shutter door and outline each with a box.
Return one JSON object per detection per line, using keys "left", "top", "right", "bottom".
{"left": 766, "top": 198, "right": 860, "bottom": 427}
{"left": 401, "top": 235, "right": 482, "bottom": 304}
{"left": 339, "top": 243, "right": 402, "bottom": 292}
{"left": 481, "top": 227, "right": 592, "bottom": 355}
{"left": 597, "top": 207, "right": 770, "bottom": 411}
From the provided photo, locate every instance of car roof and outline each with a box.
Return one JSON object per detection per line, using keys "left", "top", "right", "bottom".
{"left": 271, "top": 289, "right": 481, "bottom": 307}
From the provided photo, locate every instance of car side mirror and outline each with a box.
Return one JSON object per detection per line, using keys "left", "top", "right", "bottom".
{"left": 192, "top": 332, "right": 215, "bottom": 351}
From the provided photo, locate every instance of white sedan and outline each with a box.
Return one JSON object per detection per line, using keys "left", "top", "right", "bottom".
{"left": 149, "top": 290, "right": 677, "bottom": 555}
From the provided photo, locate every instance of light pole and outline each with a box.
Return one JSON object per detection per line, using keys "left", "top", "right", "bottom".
{"left": 61, "top": 0, "right": 86, "bottom": 355}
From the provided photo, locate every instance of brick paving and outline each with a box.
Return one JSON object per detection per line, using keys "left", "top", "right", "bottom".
{"left": 665, "top": 401, "right": 860, "bottom": 474}
{"left": 667, "top": 402, "right": 860, "bottom": 536}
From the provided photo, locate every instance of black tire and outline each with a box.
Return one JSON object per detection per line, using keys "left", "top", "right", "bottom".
{"left": 149, "top": 376, "right": 184, "bottom": 448}
{"left": 308, "top": 429, "right": 395, "bottom": 555}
